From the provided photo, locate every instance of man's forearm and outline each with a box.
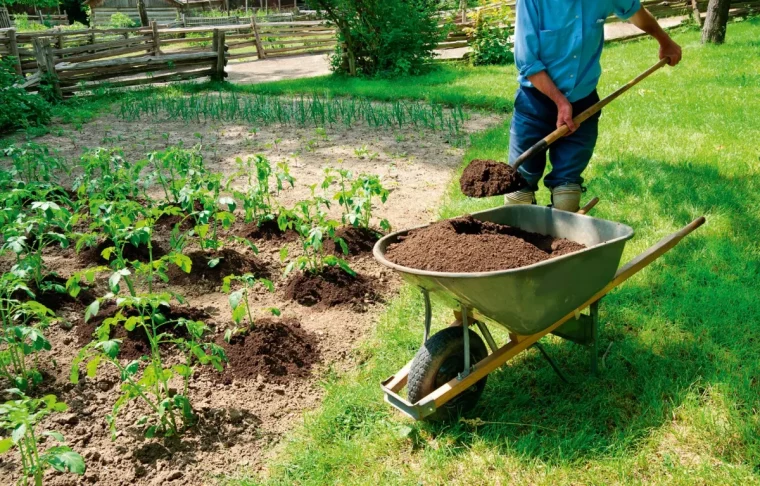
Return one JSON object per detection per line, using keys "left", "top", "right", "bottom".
{"left": 527, "top": 71, "right": 567, "bottom": 105}
{"left": 629, "top": 8, "right": 671, "bottom": 42}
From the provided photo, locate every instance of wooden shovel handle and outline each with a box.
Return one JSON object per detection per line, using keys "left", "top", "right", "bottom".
{"left": 577, "top": 197, "right": 599, "bottom": 215}
{"left": 512, "top": 57, "right": 670, "bottom": 170}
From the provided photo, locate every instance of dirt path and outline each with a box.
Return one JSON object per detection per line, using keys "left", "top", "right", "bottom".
{"left": 225, "top": 18, "right": 685, "bottom": 85}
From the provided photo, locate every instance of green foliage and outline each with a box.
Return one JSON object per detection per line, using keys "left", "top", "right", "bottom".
{"left": 466, "top": 3, "right": 514, "bottom": 66}
{"left": 71, "top": 293, "right": 226, "bottom": 438}
{"left": 229, "top": 155, "right": 294, "bottom": 225}
{"left": 309, "top": 0, "right": 446, "bottom": 76}
{"left": 322, "top": 168, "right": 390, "bottom": 231}
{"left": 109, "top": 12, "right": 136, "bottom": 28}
{"left": 11, "top": 13, "right": 48, "bottom": 32}
{"left": 0, "top": 391, "right": 85, "bottom": 485}
{"left": 278, "top": 195, "right": 353, "bottom": 277}
{"left": 0, "top": 274, "right": 55, "bottom": 391}
{"left": 0, "top": 58, "right": 52, "bottom": 133}
{"left": 221, "top": 274, "right": 278, "bottom": 340}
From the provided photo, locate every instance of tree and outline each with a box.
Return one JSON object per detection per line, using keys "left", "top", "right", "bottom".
{"left": 702, "top": 0, "right": 730, "bottom": 44}
{"left": 136, "top": 0, "right": 149, "bottom": 27}
{"left": 307, "top": 0, "right": 445, "bottom": 77}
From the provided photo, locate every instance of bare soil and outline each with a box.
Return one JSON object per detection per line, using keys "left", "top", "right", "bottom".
{"left": 1, "top": 107, "right": 502, "bottom": 485}
{"left": 283, "top": 266, "right": 378, "bottom": 309}
{"left": 384, "top": 215, "right": 586, "bottom": 273}
{"left": 459, "top": 159, "right": 528, "bottom": 198}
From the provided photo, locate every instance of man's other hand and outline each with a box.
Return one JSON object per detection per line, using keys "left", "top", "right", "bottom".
{"left": 660, "top": 39, "right": 682, "bottom": 66}
{"left": 556, "top": 99, "right": 577, "bottom": 134}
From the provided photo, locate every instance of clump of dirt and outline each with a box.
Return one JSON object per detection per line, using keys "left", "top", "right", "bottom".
{"left": 217, "top": 317, "right": 319, "bottom": 384}
{"left": 459, "top": 159, "right": 528, "bottom": 197}
{"left": 234, "top": 219, "right": 297, "bottom": 242}
{"left": 384, "top": 215, "right": 586, "bottom": 273}
{"left": 168, "top": 248, "right": 269, "bottom": 285}
{"left": 78, "top": 238, "right": 166, "bottom": 265}
{"left": 76, "top": 301, "right": 212, "bottom": 360}
{"left": 324, "top": 226, "right": 382, "bottom": 256}
{"left": 284, "top": 266, "right": 376, "bottom": 309}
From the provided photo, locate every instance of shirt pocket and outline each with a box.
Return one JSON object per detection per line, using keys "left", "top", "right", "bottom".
{"left": 585, "top": 17, "right": 607, "bottom": 46}
{"left": 538, "top": 21, "right": 575, "bottom": 69}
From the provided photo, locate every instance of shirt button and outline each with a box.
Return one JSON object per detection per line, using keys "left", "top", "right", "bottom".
{"left": 575, "top": 15, "right": 579, "bottom": 18}
{"left": 573, "top": 55, "right": 577, "bottom": 59}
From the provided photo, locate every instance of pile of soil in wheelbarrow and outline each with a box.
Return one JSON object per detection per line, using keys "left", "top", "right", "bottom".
{"left": 384, "top": 215, "right": 586, "bottom": 272}
{"left": 459, "top": 159, "right": 528, "bottom": 197}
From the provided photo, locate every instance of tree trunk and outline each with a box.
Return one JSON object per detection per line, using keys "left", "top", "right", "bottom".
{"left": 137, "top": 0, "right": 150, "bottom": 27}
{"left": 702, "top": 0, "right": 730, "bottom": 44}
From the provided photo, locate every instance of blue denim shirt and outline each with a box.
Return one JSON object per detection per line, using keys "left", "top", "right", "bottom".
{"left": 515, "top": 0, "right": 641, "bottom": 102}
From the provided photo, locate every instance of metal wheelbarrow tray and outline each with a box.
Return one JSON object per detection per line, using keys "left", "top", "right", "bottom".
{"left": 373, "top": 203, "right": 705, "bottom": 420}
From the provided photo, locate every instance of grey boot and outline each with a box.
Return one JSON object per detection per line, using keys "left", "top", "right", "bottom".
{"left": 551, "top": 183, "right": 582, "bottom": 212}
{"left": 504, "top": 188, "right": 535, "bottom": 206}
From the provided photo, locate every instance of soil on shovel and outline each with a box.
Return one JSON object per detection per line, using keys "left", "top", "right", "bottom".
{"left": 459, "top": 159, "right": 528, "bottom": 197}
{"left": 324, "top": 226, "right": 382, "bottom": 257}
{"left": 384, "top": 215, "right": 586, "bottom": 273}
{"left": 284, "top": 266, "right": 376, "bottom": 309}
{"left": 76, "top": 301, "right": 212, "bottom": 360}
{"left": 217, "top": 317, "right": 319, "bottom": 384}
{"left": 168, "top": 248, "right": 270, "bottom": 285}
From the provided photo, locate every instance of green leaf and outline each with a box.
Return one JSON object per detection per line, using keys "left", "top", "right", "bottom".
{"left": 86, "top": 355, "right": 101, "bottom": 378}
{"left": 124, "top": 316, "right": 140, "bottom": 332}
{"left": 279, "top": 246, "right": 288, "bottom": 262}
{"left": 0, "top": 437, "right": 13, "bottom": 453}
{"left": 218, "top": 196, "right": 237, "bottom": 212}
{"left": 172, "top": 364, "right": 191, "bottom": 377}
{"left": 121, "top": 360, "right": 140, "bottom": 381}
{"left": 48, "top": 449, "right": 86, "bottom": 475}
{"left": 43, "top": 431, "right": 65, "bottom": 442}
{"left": 208, "top": 257, "right": 221, "bottom": 268}
{"left": 98, "top": 340, "right": 120, "bottom": 359}
{"left": 232, "top": 304, "right": 247, "bottom": 324}
{"left": 100, "top": 246, "right": 115, "bottom": 261}
{"left": 170, "top": 253, "right": 192, "bottom": 273}
{"left": 84, "top": 300, "right": 100, "bottom": 323}
{"left": 12, "top": 424, "right": 26, "bottom": 443}
{"left": 337, "top": 259, "right": 357, "bottom": 277}
{"left": 228, "top": 289, "right": 243, "bottom": 310}
{"left": 269, "top": 307, "right": 281, "bottom": 316}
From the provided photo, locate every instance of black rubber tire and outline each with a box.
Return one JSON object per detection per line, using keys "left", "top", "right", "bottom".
{"left": 407, "top": 327, "right": 488, "bottom": 421}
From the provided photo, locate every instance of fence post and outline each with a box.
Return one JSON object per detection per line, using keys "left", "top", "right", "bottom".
{"left": 212, "top": 29, "right": 227, "bottom": 82}
{"left": 8, "top": 28, "right": 22, "bottom": 76}
{"left": 250, "top": 16, "right": 266, "bottom": 59}
{"left": 33, "top": 38, "right": 62, "bottom": 99}
{"left": 151, "top": 20, "right": 161, "bottom": 55}
{"left": 691, "top": 0, "right": 703, "bottom": 27}
{"left": 55, "top": 26, "right": 63, "bottom": 49}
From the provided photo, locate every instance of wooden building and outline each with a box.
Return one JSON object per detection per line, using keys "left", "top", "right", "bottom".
{"left": 86, "top": 0, "right": 186, "bottom": 26}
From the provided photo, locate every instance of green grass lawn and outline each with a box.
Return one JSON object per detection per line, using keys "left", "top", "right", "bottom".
{"left": 224, "top": 17, "right": 760, "bottom": 485}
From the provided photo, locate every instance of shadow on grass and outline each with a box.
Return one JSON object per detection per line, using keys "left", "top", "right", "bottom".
{"left": 423, "top": 158, "right": 760, "bottom": 464}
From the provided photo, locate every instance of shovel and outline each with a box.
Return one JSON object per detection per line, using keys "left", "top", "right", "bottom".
{"left": 460, "top": 57, "right": 671, "bottom": 198}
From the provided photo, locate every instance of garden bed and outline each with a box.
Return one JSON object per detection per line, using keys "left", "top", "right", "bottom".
{"left": 0, "top": 104, "right": 500, "bottom": 484}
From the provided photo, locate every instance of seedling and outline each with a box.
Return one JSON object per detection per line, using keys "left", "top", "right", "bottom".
{"left": 2, "top": 143, "right": 68, "bottom": 184}
{"left": 71, "top": 293, "right": 226, "bottom": 438}
{"left": 323, "top": 168, "right": 391, "bottom": 231}
{"left": 0, "top": 391, "right": 86, "bottom": 485}
{"left": 221, "top": 274, "right": 279, "bottom": 342}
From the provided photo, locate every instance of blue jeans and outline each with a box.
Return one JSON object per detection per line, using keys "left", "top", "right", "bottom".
{"left": 508, "top": 87, "right": 601, "bottom": 191}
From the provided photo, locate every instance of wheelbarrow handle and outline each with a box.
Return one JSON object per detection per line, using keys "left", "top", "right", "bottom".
{"left": 610, "top": 216, "right": 706, "bottom": 289}
{"left": 512, "top": 57, "right": 671, "bottom": 171}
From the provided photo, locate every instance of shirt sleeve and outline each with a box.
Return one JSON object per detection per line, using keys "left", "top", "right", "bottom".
{"left": 514, "top": 0, "right": 546, "bottom": 78}
{"left": 613, "top": 0, "right": 642, "bottom": 20}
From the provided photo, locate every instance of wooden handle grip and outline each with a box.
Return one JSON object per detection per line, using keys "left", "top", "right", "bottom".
{"left": 512, "top": 57, "right": 671, "bottom": 170}
{"left": 577, "top": 197, "right": 600, "bottom": 215}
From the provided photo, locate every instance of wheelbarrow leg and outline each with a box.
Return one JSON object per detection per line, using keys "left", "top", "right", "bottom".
{"left": 459, "top": 306, "right": 471, "bottom": 379}
{"left": 589, "top": 300, "right": 600, "bottom": 375}
{"left": 421, "top": 288, "right": 432, "bottom": 345}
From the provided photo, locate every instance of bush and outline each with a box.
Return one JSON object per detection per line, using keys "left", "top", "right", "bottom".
{"left": 309, "top": 0, "right": 446, "bottom": 77}
{"left": 0, "top": 58, "right": 53, "bottom": 133}
{"left": 13, "top": 13, "right": 48, "bottom": 32}
{"left": 466, "top": 4, "right": 514, "bottom": 66}
{"left": 109, "top": 12, "right": 136, "bottom": 28}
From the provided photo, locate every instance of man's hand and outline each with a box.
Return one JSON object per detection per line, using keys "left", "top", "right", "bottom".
{"left": 659, "top": 38, "right": 682, "bottom": 66}
{"left": 630, "top": 8, "right": 683, "bottom": 66}
{"left": 556, "top": 98, "right": 577, "bottom": 133}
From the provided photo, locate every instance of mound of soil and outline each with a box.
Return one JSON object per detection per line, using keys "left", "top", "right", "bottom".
{"left": 15, "top": 275, "right": 96, "bottom": 312}
{"left": 234, "top": 219, "right": 297, "bottom": 242}
{"left": 324, "top": 226, "right": 382, "bottom": 257}
{"left": 79, "top": 238, "right": 166, "bottom": 265}
{"left": 76, "top": 301, "right": 212, "bottom": 360}
{"left": 459, "top": 159, "right": 528, "bottom": 198}
{"left": 168, "top": 248, "right": 269, "bottom": 285}
{"left": 384, "top": 215, "right": 586, "bottom": 273}
{"left": 284, "top": 266, "right": 375, "bottom": 309}
{"left": 217, "top": 317, "right": 319, "bottom": 384}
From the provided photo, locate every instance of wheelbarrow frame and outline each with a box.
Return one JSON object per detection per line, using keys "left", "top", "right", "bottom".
{"left": 378, "top": 210, "right": 706, "bottom": 420}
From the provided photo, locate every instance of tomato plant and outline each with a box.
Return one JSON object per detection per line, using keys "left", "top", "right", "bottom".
{"left": 221, "top": 274, "right": 279, "bottom": 341}
{"left": 71, "top": 293, "right": 226, "bottom": 438}
{"left": 0, "top": 391, "right": 85, "bottom": 485}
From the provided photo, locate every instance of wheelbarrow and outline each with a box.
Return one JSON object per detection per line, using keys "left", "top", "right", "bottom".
{"left": 373, "top": 201, "right": 706, "bottom": 420}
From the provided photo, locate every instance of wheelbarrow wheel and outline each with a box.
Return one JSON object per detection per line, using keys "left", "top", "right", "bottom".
{"left": 407, "top": 327, "right": 488, "bottom": 421}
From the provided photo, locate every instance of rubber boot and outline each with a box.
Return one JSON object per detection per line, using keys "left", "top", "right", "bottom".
{"left": 550, "top": 183, "right": 582, "bottom": 212}
{"left": 504, "top": 188, "right": 535, "bottom": 206}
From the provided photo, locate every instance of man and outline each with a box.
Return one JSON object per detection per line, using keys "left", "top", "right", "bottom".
{"left": 505, "top": 0, "right": 682, "bottom": 211}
